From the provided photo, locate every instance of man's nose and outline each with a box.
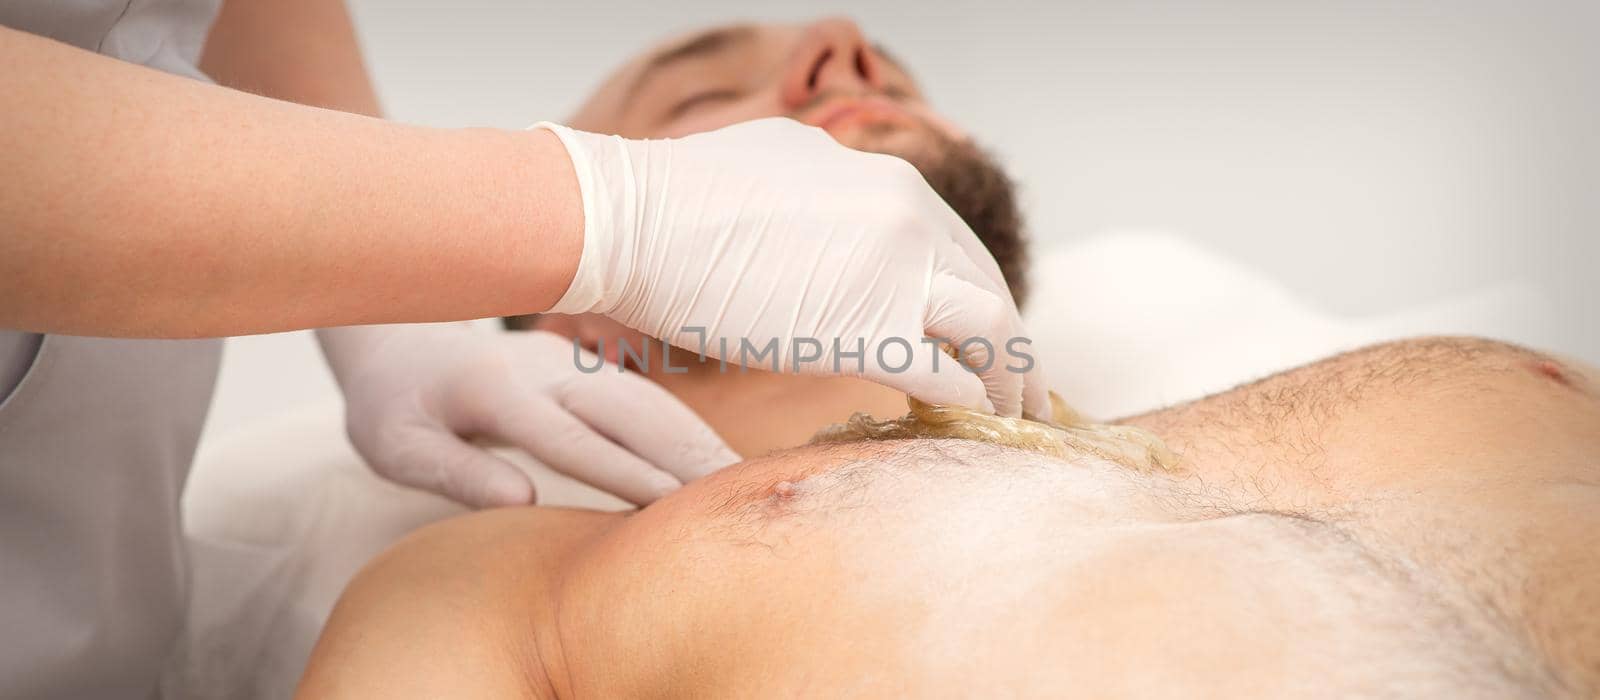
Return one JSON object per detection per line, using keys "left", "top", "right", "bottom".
{"left": 780, "top": 18, "right": 886, "bottom": 109}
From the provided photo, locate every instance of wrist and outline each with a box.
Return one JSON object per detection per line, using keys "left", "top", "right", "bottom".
{"left": 522, "top": 125, "right": 588, "bottom": 313}
{"left": 529, "top": 122, "right": 618, "bottom": 315}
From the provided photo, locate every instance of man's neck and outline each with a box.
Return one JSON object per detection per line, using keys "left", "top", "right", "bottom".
{"left": 639, "top": 346, "right": 908, "bottom": 458}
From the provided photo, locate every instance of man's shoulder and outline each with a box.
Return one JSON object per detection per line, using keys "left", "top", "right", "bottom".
{"left": 295, "top": 507, "right": 621, "bottom": 699}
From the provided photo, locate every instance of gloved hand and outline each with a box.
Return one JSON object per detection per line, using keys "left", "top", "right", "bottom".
{"left": 318, "top": 323, "right": 739, "bottom": 508}
{"left": 536, "top": 117, "right": 1049, "bottom": 419}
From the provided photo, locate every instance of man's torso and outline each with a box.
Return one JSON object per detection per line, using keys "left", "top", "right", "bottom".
{"left": 302, "top": 337, "right": 1600, "bottom": 698}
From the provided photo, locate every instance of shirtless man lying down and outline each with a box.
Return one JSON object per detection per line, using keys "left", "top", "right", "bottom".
{"left": 299, "top": 336, "right": 1599, "bottom": 697}
{"left": 296, "top": 19, "right": 1599, "bottom": 698}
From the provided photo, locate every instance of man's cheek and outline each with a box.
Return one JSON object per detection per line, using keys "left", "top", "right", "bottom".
{"left": 908, "top": 103, "right": 968, "bottom": 141}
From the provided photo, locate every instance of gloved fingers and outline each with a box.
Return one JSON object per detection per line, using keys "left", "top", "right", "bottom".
{"left": 1018, "top": 343, "right": 1053, "bottom": 421}
{"left": 997, "top": 304, "right": 1052, "bottom": 422}
{"left": 900, "top": 171, "right": 1040, "bottom": 418}
{"left": 857, "top": 329, "right": 994, "bottom": 415}
{"left": 556, "top": 370, "right": 741, "bottom": 483}
{"left": 375, "top": 425, "right": 537, "bottom": 509}
{"left": 921, "top": 205, "right": 1045, "bottom": 426}
{"left": 922, "top": 274, "right": 1027, "bottom": 417}
{"left": 481, "top": 394, "right": 683, "bottom": 507}
{"left": 925, "top": 191, "right": 1013, "bottom": 301}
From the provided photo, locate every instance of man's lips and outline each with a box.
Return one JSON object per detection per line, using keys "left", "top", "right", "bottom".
{"left": 800, "top": 96, "right": 913, "bottom": 136}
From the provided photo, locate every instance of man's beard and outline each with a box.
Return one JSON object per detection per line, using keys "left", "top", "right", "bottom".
{"left": 839, "top": 120, "right": 1030, "bottom": 308}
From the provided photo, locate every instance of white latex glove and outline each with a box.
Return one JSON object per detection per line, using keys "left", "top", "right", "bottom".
{"left": 537, "top": 117, "right": 1049, "bottom": 419}
{"left": 319, "top": 323, "right": 739, "bottom": 508}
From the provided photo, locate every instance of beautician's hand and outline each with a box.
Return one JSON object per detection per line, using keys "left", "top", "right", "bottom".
{"left": 538, "top": 118, "right": 1049, "bottom": 419}
{"left": 319, "top": 323, "right": 739, "bottom": 508}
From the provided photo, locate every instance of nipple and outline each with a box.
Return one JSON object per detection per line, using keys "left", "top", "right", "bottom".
{"left": 761, "top": 479, "right": 806, "bottom": 512}
{"left": 1532, "top": 359, "right": 1573, "bottom": 388}
{"left": 773, "top": 480, "right": 798, "bottom": 499}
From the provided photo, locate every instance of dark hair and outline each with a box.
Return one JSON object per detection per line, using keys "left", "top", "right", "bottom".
{"left": 912, "top": 134, "right": 1030, "bottom": 307}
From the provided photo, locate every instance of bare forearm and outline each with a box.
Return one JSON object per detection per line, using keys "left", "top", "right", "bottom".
{"left": 0, "top": 26, "right": 580, "bottom": 337}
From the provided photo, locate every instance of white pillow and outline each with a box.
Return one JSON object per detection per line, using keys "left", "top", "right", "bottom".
{"left": 1024, "top": 230, "right": 1550, "bottom": 419}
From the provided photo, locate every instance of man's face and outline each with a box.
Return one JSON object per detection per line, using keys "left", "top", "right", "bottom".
{"left": 527, "top": 19, "right": 1029, "bottom": 354}
{"left": 571, "top": 20, "right": 955, "bottom": 152}
{"left": 568, "top": 19, "right": 1027, "bottom": 303}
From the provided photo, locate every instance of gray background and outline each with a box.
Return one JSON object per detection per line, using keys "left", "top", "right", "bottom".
{"left": 206, "top": 0, "right": 1598, "bottom": 436}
